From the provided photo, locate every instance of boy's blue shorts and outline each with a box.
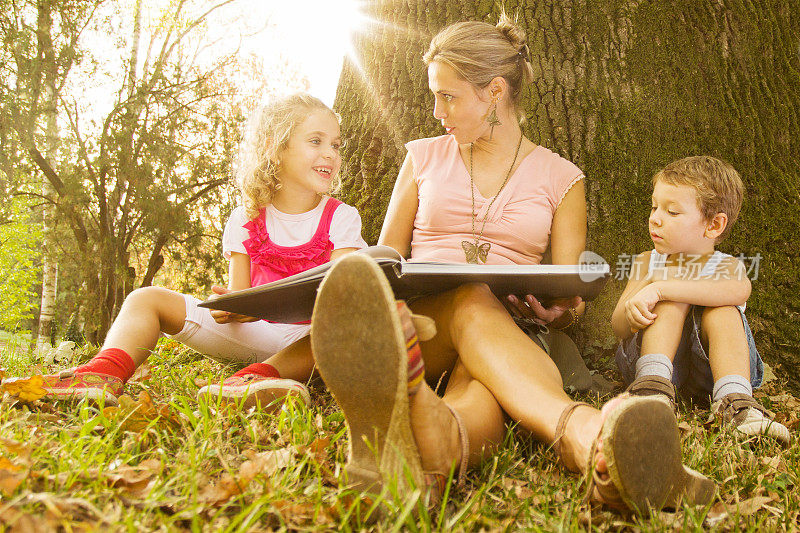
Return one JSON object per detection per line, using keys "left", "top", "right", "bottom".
{"left": 615, "top": 306, "right": 763, "bottom": 400}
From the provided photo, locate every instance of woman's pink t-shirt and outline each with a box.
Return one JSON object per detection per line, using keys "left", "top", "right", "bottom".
{"left": 406, "top": 135, "right": 584, "bottom": 265}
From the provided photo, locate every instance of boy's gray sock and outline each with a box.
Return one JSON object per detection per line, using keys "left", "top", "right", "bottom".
{"left": 635, "top": 353, "right": 674, "bottom": 381}
{"left": 712, "top": 374, "right": 752, "bottom": 402}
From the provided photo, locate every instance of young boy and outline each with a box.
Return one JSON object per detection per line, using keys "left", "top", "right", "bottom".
{"left": 612, "top": 156, "right": 790, "bottom": 445}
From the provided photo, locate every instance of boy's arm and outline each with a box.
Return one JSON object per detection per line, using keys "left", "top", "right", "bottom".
{"left": 611, "top": 251, "right": 653, "bottom": 339}
{"left": 648, "top": 256, "right": 751, "bottom": 307}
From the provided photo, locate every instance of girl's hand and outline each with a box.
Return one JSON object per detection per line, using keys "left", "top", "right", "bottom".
{"left": 208, "top": 285, "right": 259, "bottom": 324}
{"left": 506, "top": 294, "right": 581, "bottom": 326}
{"left": 624, "top": 283, "right": 663, "bottom": 331}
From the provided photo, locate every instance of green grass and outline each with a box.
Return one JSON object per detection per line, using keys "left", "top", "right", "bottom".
{"left": 1, "top": 340, "right": 798, "bottom": 531}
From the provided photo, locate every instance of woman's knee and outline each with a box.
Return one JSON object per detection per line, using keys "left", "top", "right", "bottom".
{"left": 450, "top": 283, "right": 503, "bottom": 325}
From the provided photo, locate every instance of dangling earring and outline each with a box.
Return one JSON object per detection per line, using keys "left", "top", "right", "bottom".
{"left": 486, "top": 98, "right": 501, "bottom": 140}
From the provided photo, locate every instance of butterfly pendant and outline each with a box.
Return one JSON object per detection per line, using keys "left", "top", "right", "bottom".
{"left": 462, "top": 240, "right": 491, "bottom": 264}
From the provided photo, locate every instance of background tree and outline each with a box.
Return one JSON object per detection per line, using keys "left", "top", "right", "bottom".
{"left": 333, "top": 0, "right": 800, "bottom": 386}
{"left": 0, "top": 197, "right": 42, "bottom": 332}
{"left": 0, "top": 0, "right": 101, "bottom": 348}
{"left": 2, "top": 0, "right": 245, "bottom": 344}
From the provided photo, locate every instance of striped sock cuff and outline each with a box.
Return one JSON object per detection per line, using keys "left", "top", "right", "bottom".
{"left": 398, "top": 302, "right": 425, "bottom": 395}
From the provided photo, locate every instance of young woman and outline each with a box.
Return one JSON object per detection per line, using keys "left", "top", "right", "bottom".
{"left": 310, "top": 17, "right": 716, "bottom": 513}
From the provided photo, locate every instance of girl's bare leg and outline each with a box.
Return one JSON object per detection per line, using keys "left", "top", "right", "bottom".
{"left": 261, "top": 336, "right": 315, "bottom": 382}
{"left": 102, "top": 286, "right": 187, "bottom": 366}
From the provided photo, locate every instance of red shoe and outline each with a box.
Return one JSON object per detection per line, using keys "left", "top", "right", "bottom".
{"left": 197, "top": 374, "right": 310, "bottom": 411}
{"left": 41, "top": 370, "right": 124, "bottom": 405}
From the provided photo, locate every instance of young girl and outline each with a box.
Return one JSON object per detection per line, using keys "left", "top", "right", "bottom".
{"left": 38, "top": 93, "right": 367, "bottom": 409}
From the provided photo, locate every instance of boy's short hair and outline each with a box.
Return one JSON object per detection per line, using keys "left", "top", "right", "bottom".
{"left": 653, "top": 156, "right": 744, "bottom": 242}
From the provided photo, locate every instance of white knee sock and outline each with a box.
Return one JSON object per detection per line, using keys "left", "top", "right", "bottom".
{"left": 712, "top": 374, "right": 752, "bottom": 402}
{"left": 635, "top": 353, "right": 674, "bottom": 381}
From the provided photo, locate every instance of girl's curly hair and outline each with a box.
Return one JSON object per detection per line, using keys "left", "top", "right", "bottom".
{"left": 236, "top": 93, "right": 338, "bottom": 220}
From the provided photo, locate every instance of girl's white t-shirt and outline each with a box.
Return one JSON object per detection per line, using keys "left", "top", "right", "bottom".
{"left": 222, "top": 196, "right": 367, "bottom": 259}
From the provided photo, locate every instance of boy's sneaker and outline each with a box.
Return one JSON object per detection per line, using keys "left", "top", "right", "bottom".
{"left": 711, "top": 393, "right": 790, "bottom": 445}
{"left": 40, "top": 369, "right": 124, "bottom": 405}
{"left": 197, "top": 374, "right": 310, "bottom": 411}
{"left": 626, "top": 375, "right": 677, "bottom": 413}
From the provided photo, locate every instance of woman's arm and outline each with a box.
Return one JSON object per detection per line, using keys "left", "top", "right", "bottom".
{"left": 505, "top": 179, "right": 589, "bottom": 326}
{"left": 544, "top": 180, "right": 588, "bottom": 326}
{"left": 550, "top": 179, "right": 587, "bottom": 267}
{"left": 378, "top": 153, "right": 419, "bottom": 258}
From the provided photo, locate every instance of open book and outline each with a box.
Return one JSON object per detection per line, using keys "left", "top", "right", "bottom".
{"left": 199, "top": 245, "right": 610, "bottom": 323}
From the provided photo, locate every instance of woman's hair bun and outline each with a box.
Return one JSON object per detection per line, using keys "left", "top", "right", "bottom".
{"left": 495, "top": 11, "right": 527, "bottom": 52}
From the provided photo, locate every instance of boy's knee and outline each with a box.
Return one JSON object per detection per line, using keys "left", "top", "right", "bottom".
{"left": 700, "top": 305, "right": 742, "bottom": 331}
{"left": 652, "top": 300, "right": 690, "bottom": 320}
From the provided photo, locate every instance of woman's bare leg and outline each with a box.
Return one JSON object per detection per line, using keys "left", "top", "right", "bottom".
{"left": 102, "top": 286, "right": 187, "bottom": 366}
{"left": 410, "top": 283, "right": 578, "bottom": 443}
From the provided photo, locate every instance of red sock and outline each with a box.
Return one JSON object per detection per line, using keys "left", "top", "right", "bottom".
{"left": 233, "top": 363, "right": 280, "bottom": 379}
{"left": 74, "top": 348, "right": 137, "bottom": 383}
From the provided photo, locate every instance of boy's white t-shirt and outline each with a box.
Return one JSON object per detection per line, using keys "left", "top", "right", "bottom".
{"left": 222, "top": 196, "right": 367, "bottom": 259}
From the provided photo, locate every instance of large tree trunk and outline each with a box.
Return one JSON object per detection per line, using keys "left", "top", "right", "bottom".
{"left": 334, "top": 1, "right": 800, "bottom": 387}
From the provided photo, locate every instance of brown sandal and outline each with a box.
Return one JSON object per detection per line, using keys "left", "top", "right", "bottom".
{"left": 311, "top": 254, "right": 466, "bottom": 505}
{"left": 424, "top": 403, "right": 469, "bottom": 505}
{"left": 554, "top": 398, "right": 715, "bottom": 514}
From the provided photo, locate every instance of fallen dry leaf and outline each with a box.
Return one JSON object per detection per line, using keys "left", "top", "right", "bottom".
{"left": 129, "top": 363, "right": 152, "bottom": 383}
{"left": 0, "top": 456, "right": 27, "bottom": 496}
{"left": 198, "top": 474, "right": 243, "bottom": 505}
{"left": 300, "top": 437, "right": 330, "bottom": 463}
{"left": 736, "top": 495, "right": 774, "bottom": 515}
{"left": 0, "top": 506, "right": 57, "bottom": 533}
{"left": 100, "top": 458, "right": 163, "bottom": 497}
{"left": 0, "top": 439, "right": 32, "bottom": 461}
{"left": 103, "top": 391, "right": 180, "bottom": 433}
{"left": 705, "top": 501, "right": 729, "bottom": 527}
{"left": 240, "top": 447, "right": 293, "bottom": 485}
{"left": 198, "top": 448, "right": 294, "bottom": 507}
{"left": 500, "top": 477, "right": 535, "bottom": 499}
{"left": 273, "top": 499, "right": 335, "bottom": 526}
{"left": 0, "top": 375, "right": 47, "bottom": 402}
{"left": 24, "top": 492, "right": 97, "bottom": 512}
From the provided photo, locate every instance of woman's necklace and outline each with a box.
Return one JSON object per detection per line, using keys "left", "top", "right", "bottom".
{"left": 462, "top": 132, "right": 524, "bottom": 264}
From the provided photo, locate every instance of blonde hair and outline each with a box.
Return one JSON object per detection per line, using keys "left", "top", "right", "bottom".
{"left": 653, "top": 156, "right": 744, "bottom": 242}
{"left": 236, "top": 93, "right": 338, "bottom": 220}
{"left": 423, "top": 12, "right": 534, "bottom": 120}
